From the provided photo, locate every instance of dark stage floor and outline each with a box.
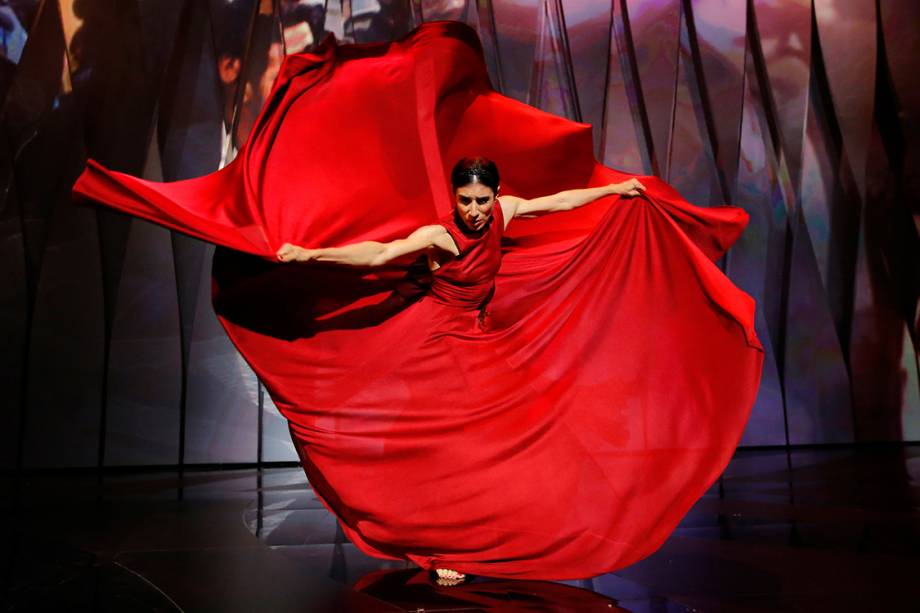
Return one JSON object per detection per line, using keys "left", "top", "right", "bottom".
{"left": 2, "top": 446, "right": 919, "bottom": 612}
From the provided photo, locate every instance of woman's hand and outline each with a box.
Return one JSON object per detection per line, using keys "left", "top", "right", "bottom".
{"left": 276, "top": 243, "right": 316, "bottom": 263}
{"left": 610, "top": 178, "right": 647, "bottom": 197}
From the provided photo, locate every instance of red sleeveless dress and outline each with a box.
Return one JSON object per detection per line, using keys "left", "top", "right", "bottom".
{"left": 70, "top": 21, "right": 765, "bottom": 580}
{"left": 430, "top": 204, "right": 503, "bottom": 311}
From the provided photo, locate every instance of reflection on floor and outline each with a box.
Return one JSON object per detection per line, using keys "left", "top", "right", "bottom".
{"left": 3, "top": 446, "right": 919, "bottom": 611}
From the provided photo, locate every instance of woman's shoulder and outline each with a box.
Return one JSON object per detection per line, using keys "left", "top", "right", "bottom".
{"left": 497, "top": 196, "right": 518, "bottom": 230}
{"left": 398, "top": 222, "right": 450, "bottom": 243}
{"left": 417, "top": 222, "right": 460, "bottom": 256}
{"left": 497, "top": 195, "right": 526, "bottom": 216}
{"left": 413, "top": 223, "right": 449, "bottom": 236}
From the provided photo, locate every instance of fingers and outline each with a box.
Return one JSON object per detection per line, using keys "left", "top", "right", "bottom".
{"left": 276, "top": 243, "right": 298, "bottom": 262}
{"left": 615, "top": 178, "right": 647, "bottom": 199}
{"left": 612, "top": 178, "right": 647, "bottom": 197}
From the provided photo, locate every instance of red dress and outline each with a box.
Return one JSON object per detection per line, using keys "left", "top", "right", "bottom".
{"left": 71, "top": 20, "right": 764, "bottom": 579}
{"left": 430, "top": 205, "right": 503, "bottom": 311}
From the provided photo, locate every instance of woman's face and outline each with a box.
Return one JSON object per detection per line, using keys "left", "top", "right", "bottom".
{"left": 454, "top": 181, "right": 496, "bottom": 231}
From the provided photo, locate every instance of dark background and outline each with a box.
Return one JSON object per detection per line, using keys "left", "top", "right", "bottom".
{"left": 1, "top": 0, "right": 917, "bottom": 470}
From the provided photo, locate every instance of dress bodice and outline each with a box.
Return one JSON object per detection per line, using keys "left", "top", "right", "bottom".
{"left": 428, "top": 199, "right": 504, "bottom": 309}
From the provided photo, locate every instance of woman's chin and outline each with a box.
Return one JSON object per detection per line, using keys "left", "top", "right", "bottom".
{"left": 458, "top": 215, "right": 489, "bottom": 231}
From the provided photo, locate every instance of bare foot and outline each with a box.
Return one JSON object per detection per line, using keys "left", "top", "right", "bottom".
{"left": 434, "top": 568, "right": 466, "bottom": 586}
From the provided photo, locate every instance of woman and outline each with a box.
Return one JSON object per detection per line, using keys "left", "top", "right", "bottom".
{"left": 72, "top": 20, "right": 764, "bottom": 581}
{"left": 274, "top": 157, "right": 645, "bottom": 268}
{"left": 274, "top": 156, "right": 646, "bottom": 584}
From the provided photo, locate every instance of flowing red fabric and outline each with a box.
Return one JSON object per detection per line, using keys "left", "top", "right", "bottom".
{"left": 72, "top": 21, "right": 764, "bottom": 579}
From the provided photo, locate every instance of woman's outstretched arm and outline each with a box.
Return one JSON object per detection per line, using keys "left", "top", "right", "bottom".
{"left": 275, "top": 224, "right": 458, "bottom": 266}
{"left": 501, "top": 178, "right": 646, "bottom": 223}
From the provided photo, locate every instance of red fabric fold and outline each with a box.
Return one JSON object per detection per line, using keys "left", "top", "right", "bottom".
{"left": 71, "top": 20, "right": 764, "bottom": 579}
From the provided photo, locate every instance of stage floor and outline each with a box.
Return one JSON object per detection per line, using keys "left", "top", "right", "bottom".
{"left": 3, "top": 445, "right": 919, "bottom": 611}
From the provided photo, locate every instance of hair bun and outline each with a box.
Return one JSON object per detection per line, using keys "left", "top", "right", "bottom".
{"left": 450, "top": 156, "right": 500, "bottom": 193}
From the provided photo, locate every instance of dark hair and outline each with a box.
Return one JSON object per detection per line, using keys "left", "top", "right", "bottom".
{"left": 450, "top": 157, "right": 500, "bottom": 194}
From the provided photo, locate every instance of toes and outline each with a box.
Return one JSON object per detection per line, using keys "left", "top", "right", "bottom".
{"left": 434, "top": 568, "right": 465, "bottom": 581}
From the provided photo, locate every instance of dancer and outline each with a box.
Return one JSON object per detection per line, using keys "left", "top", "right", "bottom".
{"left": 274, "top": 155, "right": 647, "bottom": 583}
{"left": 72, "top": 20, "right": 764, "bottom": 580}
{"left": 274, "top": 157, "right": 645, "bottom": 268}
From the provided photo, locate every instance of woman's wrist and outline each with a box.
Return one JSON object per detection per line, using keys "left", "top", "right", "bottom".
{"left": 299, "top": 247, "right": 319, "bottom": 262}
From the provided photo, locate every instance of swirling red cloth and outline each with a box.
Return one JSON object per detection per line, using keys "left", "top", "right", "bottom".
{"left": 72, "top": 20, "right": 764, "bottom": 580}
